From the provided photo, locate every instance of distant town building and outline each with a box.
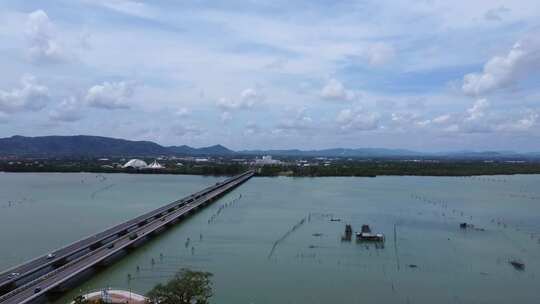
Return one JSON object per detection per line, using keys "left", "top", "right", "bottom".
{"left": 231, "top": 158, "right": 248, "bottom": 163}
{"left": 254, "top": 155, "right": 281, "bottom": 165}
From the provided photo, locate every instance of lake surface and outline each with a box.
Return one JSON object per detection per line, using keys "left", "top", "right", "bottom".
{"left": 1, "top": 173, "right": 539, "bottom": 304}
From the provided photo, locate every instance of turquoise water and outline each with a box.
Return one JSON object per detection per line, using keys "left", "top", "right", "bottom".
{"left": 0, "top": 173, "right": 539, "bottom": 303}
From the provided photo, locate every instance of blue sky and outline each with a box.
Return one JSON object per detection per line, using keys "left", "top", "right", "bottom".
{"left": 0, "top": 0, "right": 539, "bottom": 151}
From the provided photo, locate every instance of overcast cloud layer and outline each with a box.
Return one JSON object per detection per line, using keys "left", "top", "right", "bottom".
{"left": 1, "top": 0, "right": 539, "bottom": 152}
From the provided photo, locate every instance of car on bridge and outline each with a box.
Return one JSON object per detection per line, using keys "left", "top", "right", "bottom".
{"left": 7, "top": 272, "right": 19, "bottom": 279}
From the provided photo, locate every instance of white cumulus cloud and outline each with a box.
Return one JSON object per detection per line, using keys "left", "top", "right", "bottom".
{"left": 321, "top": 79, "right": 357, "bottom": 102}
{"left": 496, "top": 112, "right": 538, "bottom": 132}
{"left": 456, "top": 99, "right": 492, "bottom": 133}
{"left": 240, "top": 88, "right": 264, "bottom": 105}
{"left": 432, "top": 114, "right": 452, "bottom": 124}
{"left": 49, "top": 97, "right": 83, "bottom": 122}
{"left": 85, "top": 81, "right": 135, "bottom": 109}
{"left": 217, "top": 88, "right": 263, "bottom": 110}
{"left": 462, "top": 35, "right": 540, "bottom": 96}
{"left": 336, "top": 108, "right": 378, "bottom": 131}
{"left": 276, "top": 108, "right": 313, "bottom": 132}
{"left": 0, "top": 75, "right": 49, "bottom": 113}
{"left": 25, "top": 10, "right": 65, "bottom": 63}
{"left": 466, "top": 98, "right": 489, "bottom": 121}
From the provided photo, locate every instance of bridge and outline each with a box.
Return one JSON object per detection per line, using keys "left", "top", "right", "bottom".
{"left": 0, "top": 170, "right": 254, "bottom": 304}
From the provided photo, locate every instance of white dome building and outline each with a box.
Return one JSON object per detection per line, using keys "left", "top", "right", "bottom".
{"left": 122, "top": 159, "right": 148, "bottom": 169}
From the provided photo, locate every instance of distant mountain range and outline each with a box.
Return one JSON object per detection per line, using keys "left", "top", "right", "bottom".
{"left": 239, "top": 148, "right": 420, "bottom": 158}
{"left": 0, "top": 135, "right": 538, "bottom": 159}
{"left": 167, "top": 144, "right": 233, "bottom": 156}
{"left": 0, "top": 135, "right": 234, "bottom": 157}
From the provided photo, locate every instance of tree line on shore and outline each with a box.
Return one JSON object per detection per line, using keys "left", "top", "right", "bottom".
{"left": 3, "top": 160, "right": 540, "bottom": 177}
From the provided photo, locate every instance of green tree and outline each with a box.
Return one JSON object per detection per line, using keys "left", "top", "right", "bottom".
{"left": 146, "top": 269, "right": 213, "bottom": 304}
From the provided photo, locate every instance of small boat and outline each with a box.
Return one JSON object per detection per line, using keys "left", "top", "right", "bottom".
{"left": 509, "top": 260, "right": 525, "bottom": 271}
{"left": 356, "top": 225, "right": 385, "bottom": 242}
{"left": 330, "top": 218, "right": 342, "bottom": 222}
{"left": 356, "top": 232, "right": 385, "bottom": 242}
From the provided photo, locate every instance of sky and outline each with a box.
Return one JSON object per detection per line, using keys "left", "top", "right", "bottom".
{"left": 0, "top": 0, "right": 539, "bottom": 152}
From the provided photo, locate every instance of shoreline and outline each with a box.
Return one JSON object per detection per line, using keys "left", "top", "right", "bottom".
{"left": 2, "top": 169, "right": 540, "bottom": 177}
{"left": 3, "top": 159, "right": 540, "bottom": 177}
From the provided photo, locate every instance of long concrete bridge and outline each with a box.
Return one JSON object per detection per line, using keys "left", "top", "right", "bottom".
{"left": 0, "top": 170, "right": 254, "bottom": 304}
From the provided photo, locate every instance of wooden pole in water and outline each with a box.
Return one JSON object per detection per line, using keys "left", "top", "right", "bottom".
{"left": 394, "top": 223, "right": 400, "bottom": 271}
